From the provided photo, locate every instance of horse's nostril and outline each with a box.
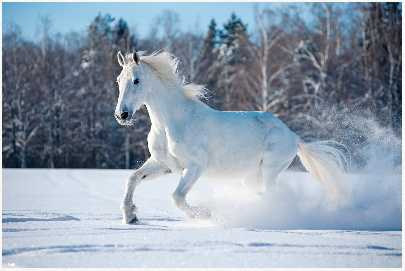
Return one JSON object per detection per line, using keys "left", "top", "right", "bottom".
{"left": 120, "top": 112, "right": 129, "bottom": 120}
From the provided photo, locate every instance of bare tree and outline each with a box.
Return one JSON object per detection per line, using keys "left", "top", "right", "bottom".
{"left": 151, "top": 10, "right": 181, "bottom": 52}
{"left": 3, "top": 25, "right": 42, "bottom": 167}
{"left": 245, "top": 6, "right": 297, "bottom": 115}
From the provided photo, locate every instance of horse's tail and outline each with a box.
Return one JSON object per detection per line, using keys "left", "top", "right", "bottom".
{"left": 296, "top": 140, "right": 349, "bottom": 205}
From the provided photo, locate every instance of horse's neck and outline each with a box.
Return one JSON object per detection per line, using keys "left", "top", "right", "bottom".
{"left": 145, "top": 85, "right": 198, "bottom": 132}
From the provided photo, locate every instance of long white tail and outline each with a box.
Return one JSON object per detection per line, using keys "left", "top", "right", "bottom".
{"left": 297, "top": 140, "right": 349, "bottom": 205}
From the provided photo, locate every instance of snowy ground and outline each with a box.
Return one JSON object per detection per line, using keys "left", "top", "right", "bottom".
{"left": 2, "top": 169, "right": 402, "bottom": 268}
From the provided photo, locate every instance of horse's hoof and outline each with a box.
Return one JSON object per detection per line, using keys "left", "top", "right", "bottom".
{"left": 122, "top": 204, "right": 138, "bottom": 224}
{"left": 122, "top": 213, "right": 138, "bottom": 224}
{"left": 128, "top": 216, "right": 139, "bottom": 224}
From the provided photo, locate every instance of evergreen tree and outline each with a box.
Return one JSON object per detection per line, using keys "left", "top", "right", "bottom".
{"left": 79, "top": 13, "right": 117, "bottom": 167}
{"left": 113, "top": 18, "right": 130, "bottom": 50}
{"left": 216, "top": 13, "right": 251, "bottom": 110}
{"left": 219, "top": 13, "right": 247, "bottom": 48}
{"left": 195, "top": 19, "right": 220, "bottom": 108}
{"left": 206, "top": 19, "right": 218, "bottom": 48}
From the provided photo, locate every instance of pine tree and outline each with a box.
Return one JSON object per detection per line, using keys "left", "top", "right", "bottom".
{"left": 113, "top": 18, "right": 130, "bottom": 51}
{"left": 215, "top": 13, "right": 251, "bottom": 110}
{"left": 195, "top": 19, "right": 220, "bottom": 108}
{"left": 218, "top": 13, "right": 249, "bottom": 64}
{"left": 80, "top": 13, "right": 117, "bottom": 167}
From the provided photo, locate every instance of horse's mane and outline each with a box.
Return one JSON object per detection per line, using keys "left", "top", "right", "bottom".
{"left": 126, "top": 50, "right": 206, "bottom": 101}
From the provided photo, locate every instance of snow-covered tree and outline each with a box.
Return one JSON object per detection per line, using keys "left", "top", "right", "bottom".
{"left": 360, "top": 3, "right": 401, "bottom": 133}
{"left": 194, "top": 19, "right": 221, "bottom": 108}
{"left": 215, "top": 13, "right": 251, "bottom": 110}
{"left": 2, "top": 25, "right": 42, "bottom": 167}
{"left": 245, "top": 7, "right": 298, "bottom": 116}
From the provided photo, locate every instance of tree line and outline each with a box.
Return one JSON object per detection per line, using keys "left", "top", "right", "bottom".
{"left": 2, "top": 3, "right": 401, "bottom": 169}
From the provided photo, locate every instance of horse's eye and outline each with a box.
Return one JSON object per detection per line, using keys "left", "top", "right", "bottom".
{"left": 133, "top": 78, "right": 140, "bottom": 85}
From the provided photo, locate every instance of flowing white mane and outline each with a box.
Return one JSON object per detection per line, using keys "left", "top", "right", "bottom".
{"left": 127, "top": 50, "right": 206, "bottom": 101}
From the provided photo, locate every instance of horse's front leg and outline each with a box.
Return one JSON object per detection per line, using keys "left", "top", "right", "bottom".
{"left": 172, "top": 165, "right": 211, "bottom": 219}
{"left": 121, "top": 158, "right": 170, "bottom": 224}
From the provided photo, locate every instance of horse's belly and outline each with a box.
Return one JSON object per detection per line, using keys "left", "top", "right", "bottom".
{"left": 204, "top": 139, "right": 264, "bottom": 179}
{"left": 203, "top": 159, "right": 260, "bottom": 180}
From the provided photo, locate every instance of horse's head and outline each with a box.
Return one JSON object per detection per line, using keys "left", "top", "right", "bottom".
{"left": 115, "top": 49, "right": 205, "bottom": 126}
{"left": 115, "top": 50, "right": 148, "bottom": 126}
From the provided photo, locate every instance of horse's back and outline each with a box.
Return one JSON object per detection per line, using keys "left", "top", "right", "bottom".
{"left": 202, "top": 109, "right": 298, "bottom": 177}
{"left": 208, "top": 110, "right": 294, "bottom": 143}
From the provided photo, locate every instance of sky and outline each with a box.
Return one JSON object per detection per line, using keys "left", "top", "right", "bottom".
{"left": 2, "top": 2, "right": 283, "bottom": 41}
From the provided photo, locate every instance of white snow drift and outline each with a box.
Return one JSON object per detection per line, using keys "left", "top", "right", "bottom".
{"left": 2, "top": 169, "right": 401, "bottom": 268}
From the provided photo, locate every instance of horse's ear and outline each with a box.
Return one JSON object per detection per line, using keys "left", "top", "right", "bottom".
{"left": 117, "top": 51, "right": 125, "bottom": 67}
{"left": 132, "top": 51, "right": 140, "bottom": 65}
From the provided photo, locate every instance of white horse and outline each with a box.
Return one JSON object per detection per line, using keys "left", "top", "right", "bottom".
{"left": 115, "top": 50, "right": 348, "bottom": 224}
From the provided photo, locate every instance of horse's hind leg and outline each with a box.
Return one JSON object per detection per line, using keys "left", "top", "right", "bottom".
{"left": 243, "top": 166, "right": 265, "bottom": 194}
{"left": 261, "top": 156, "right": 294, "bottom": 192}
{"left": 121, "top": 158, "right": 170, "bottom": 224}
{"left": 261, "top": 145, "right": 298, "bottom": 193}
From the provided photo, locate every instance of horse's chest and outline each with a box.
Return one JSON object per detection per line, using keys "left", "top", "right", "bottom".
{"left": 148, "top": 129, "right": 168, "bottom": 158}
{"left": 147, "top": 129, "right": 183, "bottom": 170}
